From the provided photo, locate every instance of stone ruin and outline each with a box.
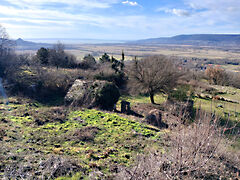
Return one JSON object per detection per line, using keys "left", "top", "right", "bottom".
{"left": 145, "top": 109, "right": 168, "bottom": 128}
{"left": 120, "top": 100, "right": 131, "bottom": 114}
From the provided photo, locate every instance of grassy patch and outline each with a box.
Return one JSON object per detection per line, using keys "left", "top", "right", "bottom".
{"left": 0, "top": 99, "right": 164, "bottom": 179}
{"left": 118, "top": 94, "right": 166, "bottom": 107}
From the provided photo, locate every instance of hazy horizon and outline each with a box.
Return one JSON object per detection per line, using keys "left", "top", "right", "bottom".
{"left": 24, "top": 38, "right": 127, "bottom": 44}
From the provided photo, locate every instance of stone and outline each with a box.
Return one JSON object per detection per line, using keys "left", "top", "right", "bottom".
{"left": 65, "top": 79, "right": 120, "bottom": 110}
{"left": 145, "top": 109, "right": 167, "bottom": 128}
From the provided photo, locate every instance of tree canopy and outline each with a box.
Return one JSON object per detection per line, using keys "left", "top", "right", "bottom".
{"left": 128, "top": 55, "right": 182, "bottom": 104}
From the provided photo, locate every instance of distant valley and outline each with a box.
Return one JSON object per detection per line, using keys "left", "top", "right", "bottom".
{"left": 14, "top": 34, "right": 240, "bottom": 61}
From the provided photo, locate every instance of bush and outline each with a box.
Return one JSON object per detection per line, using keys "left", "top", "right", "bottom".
{"left": 116, "top": 110, "right": 240, "bottom": 179}
{"left": 31, "top": 107, "right": 68, "bottom": 125}
{"left": 99, "top": 53, "right": 111, "bottom": 63}
{"left": 6, "top": 66, "right": 81, "bottom": 103}
{"left": 71, "top": 126, "right": 100, "bottom": 142}
{"left": 228, "top": 72, "right": 240, "bottom": 89}
{"left": 79, "top": 54, "right": 96, "bottom": 69}
{"left": 94, "top": 71, "right": 126, "bottom": 88}
{"left": 35, "top": 43, "right": 78, "bottom": 68}
{"left": 94, "top": 82, "right": 120, "bottom": 110}
{"left": 168, "top": 84, "right": 194, "bottom": 102}
{"left": 94, "top": 62, "right": 127, "bottom": 88}
{"left": 205, "top": 66, "right": 229, "bottom": 85}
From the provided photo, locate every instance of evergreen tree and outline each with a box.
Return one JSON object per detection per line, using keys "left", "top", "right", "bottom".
{"left": 99, "top": 53, "right": 111, "bottom": 63}
{"left": 36, "top": 47, "right": 49, "bottom": 65}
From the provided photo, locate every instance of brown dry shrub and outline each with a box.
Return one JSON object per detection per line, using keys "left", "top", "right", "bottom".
{"left": 205, "top": 66, "right": 229, "bottom": 85}
{"left": 116, "top": 111, "right": 240, "bottom": 179}
{"left": 4, "top": 155, "right": 83, "bottom": 179}
{"left": 31, "top": 107, "right": 68, "bottom": 126}
{"left": 71, "top": 126, "right": 100, "bottom": 142}
{"left": 39, "top": 156, "right": 83, "bottom": 178}
{"left": 6, "top": 64, "right": 96, "bottom": 103}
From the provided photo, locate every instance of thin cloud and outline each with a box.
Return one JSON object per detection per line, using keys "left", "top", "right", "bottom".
{"left": 186, "top": 0, "right": 240, "bottom": 12}
{"left": 4, "top": 0, "right": 118, "bottom": 9}
{"left": 158, "top": 8, "right": 191, "bottom": 17}
{"left": 0, "top": 4, "right": 146, "bottom": 29}
{"left": 167, "top": 9, "right": 191, "bottom": 17}
{"left": 1, "top": 0, "right": 239, "bottom": 39}
{"left": 122, "top": 1, "right": 138, "bottom": 6}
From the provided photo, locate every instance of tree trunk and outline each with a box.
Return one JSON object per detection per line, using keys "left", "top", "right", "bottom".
{"left": 150, "top": 93, "right": 155, "bottom": 104}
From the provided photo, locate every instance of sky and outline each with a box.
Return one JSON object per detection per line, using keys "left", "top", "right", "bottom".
{"left": 0, "top": 0, "right": 240, "bottom": 40}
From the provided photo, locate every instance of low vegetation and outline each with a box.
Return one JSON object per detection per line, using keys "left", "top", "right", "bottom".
{"left": 0, "top": 24, "right": 239, "bottom": 179}
{"left": 0, "top": 99, "right": 163, "bottom": 179}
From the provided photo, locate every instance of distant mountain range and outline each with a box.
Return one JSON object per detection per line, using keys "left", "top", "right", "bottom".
{"left": 15, "top": 38, "right": 52, "bottom": 50}
{"left": 131, "top": 34, "right": 240, "bottom": 46}
{"left": 13, "top": 34, "right": 240, "bottom": 50}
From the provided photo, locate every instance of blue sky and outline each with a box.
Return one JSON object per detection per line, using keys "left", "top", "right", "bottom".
{"left": 0, "top": 0, "right": 240, "bottom": 40}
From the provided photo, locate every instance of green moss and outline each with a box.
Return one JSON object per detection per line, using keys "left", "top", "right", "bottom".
{"left": 0, "top": 99, "right": 165, "bottom": 179}
{"left": 56, "top": 172, "right": 86, "bottom": 180}
{"left": 116, "top": 94, "right": 166, "bottom": 110}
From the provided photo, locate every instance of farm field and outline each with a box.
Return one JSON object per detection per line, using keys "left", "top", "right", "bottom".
{"left": 67, "top": 44, "right": 240, "bottom": 60}
{"left": 17, "top": 44, "right": 240, "bottom": 61}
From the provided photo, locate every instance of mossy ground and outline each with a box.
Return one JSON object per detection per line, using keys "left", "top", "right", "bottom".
{"left": 118, "top": 94, "right": 166, "bottom": 107}
{"left": 0, "top": 97, "right": 164, "bottom": 179}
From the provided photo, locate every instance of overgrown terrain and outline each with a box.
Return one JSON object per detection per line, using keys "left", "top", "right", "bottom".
{"left": 0, "top": 98, "right": 164, "bottom": 179}
{"left": 0, "top": 25, "right": 239, "bottom": 179}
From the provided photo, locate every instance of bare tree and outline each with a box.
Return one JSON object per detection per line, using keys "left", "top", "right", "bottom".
{"left": 0, "top": 25, "right": 15, "bottom": 76}
{"left": 0, "top": 25, "right": 11, "bottom": 57}
{"left": 128, "top": 55, "right": 182, "bottom": 104}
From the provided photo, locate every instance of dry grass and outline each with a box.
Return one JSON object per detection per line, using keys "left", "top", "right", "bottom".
{"left": 116, "top": 110, "right": 240, "bottom": 179}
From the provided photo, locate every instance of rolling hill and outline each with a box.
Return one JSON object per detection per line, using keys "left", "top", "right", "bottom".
{"left": 131, "top": 34, "right": 240, "bottom": 46}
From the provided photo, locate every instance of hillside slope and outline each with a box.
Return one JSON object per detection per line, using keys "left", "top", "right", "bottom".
{"left": 131, "top": 34, "right": 240, "bottom": 46}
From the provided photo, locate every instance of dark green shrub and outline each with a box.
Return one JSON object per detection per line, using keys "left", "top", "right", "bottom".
{"left": 99, "top": 53, "right": 111, "bottom": 63}
{"left": 36, "top": 47, "right": 49, "bottom": 64}
{"left": 94, "top": 82, "right": 120, "bottom": 110}
{"left": 169, "top": 85, "right": 194, "bottom": 102}
{"left": 94, "top": 71, "right": 126, "bottom": 88}
{"left": 80, "top": 54, "right": 96, "bottom": 69}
